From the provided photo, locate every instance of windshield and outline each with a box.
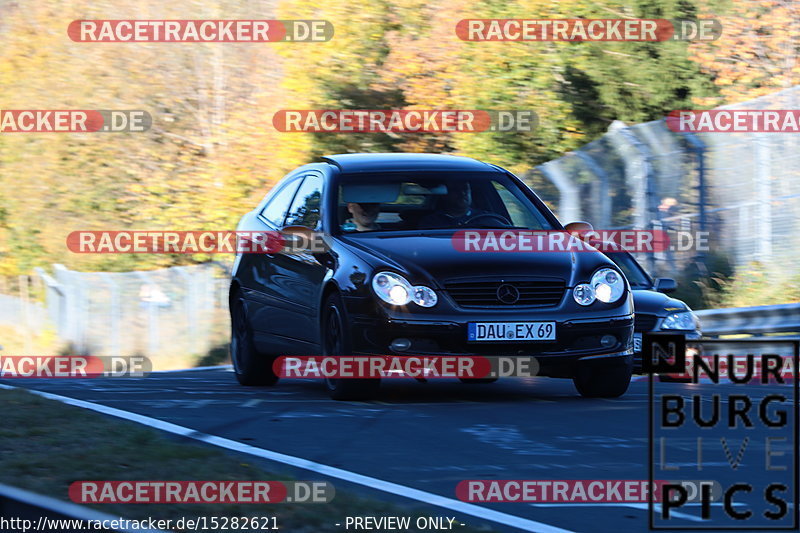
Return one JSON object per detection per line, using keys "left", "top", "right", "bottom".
{"left": 607, "top": 251, "right": 653, "bottom": 289}
{"left": 336, "top": 171, "right": 555, "bottom": 233}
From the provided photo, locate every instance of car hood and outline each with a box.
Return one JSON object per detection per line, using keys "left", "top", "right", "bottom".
{"left": 338, "top": 232, "right": 612, "bottom": 287}
{"left": 631, "top": 288, "right": 690, "bottom": 316}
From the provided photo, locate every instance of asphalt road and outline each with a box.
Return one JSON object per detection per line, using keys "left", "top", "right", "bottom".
{"left": 5, "top": 365, "right": 797, "bottom": 533}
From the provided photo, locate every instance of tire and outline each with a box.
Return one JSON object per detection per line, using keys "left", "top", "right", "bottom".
{"left": 230, "top": 290, "right": 279, "bottom": 386}
{"left": 459, "top": 378, "right": 499, "bottom": 384}
{"left": 572, "top": 359, "right": 632, "bottom": 398}
{"left": 322, "top": 292, "right": 380, "bottom": 400}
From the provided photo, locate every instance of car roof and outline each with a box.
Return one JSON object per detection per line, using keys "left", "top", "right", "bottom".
{"left": 321, "top": 153, "right": 498, "bottom": 173}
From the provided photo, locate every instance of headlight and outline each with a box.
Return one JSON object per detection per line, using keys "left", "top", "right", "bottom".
{"left": 573, "top": 283, "right": 595, "bottom": 306}
{"left": 372, "top": 272, "right": 437, "bottom": 307}
{"left": 591, "top": 268, "right": 625, "bottom": 303}
{"left": 661, "top": 310, "right": 699, "bottom": 331}
{"left": 412, "top": 286, "right": 438, "bottom": 307}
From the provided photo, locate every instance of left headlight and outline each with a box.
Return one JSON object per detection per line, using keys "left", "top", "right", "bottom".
{"left": 590, "top": 267, "right": 625, "bottom": 303}
{"left": 372, "top": 271, "right": 438, "bottom": 308}
{"left": 661, "top": 310, "right": 699, "bottom": 331}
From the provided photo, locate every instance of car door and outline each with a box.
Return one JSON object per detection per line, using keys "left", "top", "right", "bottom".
{"left": 269, "top": 172, "right": 327, "bottom": 350}
{"left": 237, "top": 176, "right": 303, "bottom": 354}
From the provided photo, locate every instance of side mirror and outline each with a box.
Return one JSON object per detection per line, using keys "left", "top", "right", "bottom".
{"left": 564, "top": 221, "right": 594, "bottom": 233}
{"left": 655, "top": 277, "right": 677, "bottom": 293}
{"left": 281, "top": 225, "right": 327, "bottom": 254}
{"left": 281, "top": 225, "right": 314, "bottom": 251}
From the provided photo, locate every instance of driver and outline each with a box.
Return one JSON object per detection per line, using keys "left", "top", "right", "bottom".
{"left": 419, "top": 181, "right": 487, "bottom": 228}
{"left": 342, "top": 202, "right": 381, "bottom": 232}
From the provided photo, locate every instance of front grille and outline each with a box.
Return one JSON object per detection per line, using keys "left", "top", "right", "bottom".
{"left": 444, "top": 280, "right": 565, "bottom": 308}
{"left": 634, "top": 313, "right": 658, "bottom": 332}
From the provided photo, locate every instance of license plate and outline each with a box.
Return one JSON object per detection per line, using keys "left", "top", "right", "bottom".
{"left": 468, "top": 322, "right": 556, "bottom": 342}
{"left": 634, "top": 332, "right": 642, "bottom": 352}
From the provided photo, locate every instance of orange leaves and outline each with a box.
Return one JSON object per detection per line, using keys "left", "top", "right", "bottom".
{"left": 689, "top": 0, "right": 800, "bottom": 105}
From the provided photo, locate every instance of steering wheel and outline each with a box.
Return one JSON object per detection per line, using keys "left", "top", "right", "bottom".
{"left": 460, "top": 212, "right": 512, "bottom": 227}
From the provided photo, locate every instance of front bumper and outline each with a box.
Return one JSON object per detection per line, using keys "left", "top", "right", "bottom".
{"left": 345, "top": 297, "right": 634, "bottom": 378}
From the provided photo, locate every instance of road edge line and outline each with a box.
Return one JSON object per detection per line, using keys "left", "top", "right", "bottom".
{"left": 0, "top": 383, "right": 575, "bottom": 533}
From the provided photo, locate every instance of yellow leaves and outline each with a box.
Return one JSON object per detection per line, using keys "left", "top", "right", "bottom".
{"left": 0, "top": 0, "right": 302, "bottom": 273}
{"left": 689, "top": 0, "right": 800, "bottom": 105}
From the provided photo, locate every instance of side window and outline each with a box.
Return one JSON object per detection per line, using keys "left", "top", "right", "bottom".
{"left": 285, "top": 175, "right": 323, "bottom": 229}
{"left": 492, "top": 180, "right": 548, "bottom": 229}
{"left": 261, "top": 179, "right": 302, "bottom": 227}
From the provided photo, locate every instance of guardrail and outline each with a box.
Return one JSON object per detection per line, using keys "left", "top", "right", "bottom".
{"left": 0, "top": 483, "right": 168, "bottom": 533}
{"left": 696, "top": 302, "right": 800, "bottom": 337}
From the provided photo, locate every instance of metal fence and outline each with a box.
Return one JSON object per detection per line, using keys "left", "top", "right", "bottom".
{"left": 30, "top": 262, "right": 232, "bottom": 367}
{"left": 531, "top": 85, "right": 800, "bottom": 278}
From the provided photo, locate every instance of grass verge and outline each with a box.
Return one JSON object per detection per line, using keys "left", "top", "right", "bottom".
{"left": 0, "top": 387, "right": 495, "bottom": 532}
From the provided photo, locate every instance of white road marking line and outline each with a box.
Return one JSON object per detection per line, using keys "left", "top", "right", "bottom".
{"left": 150, "top": 365, "right": 233, "bottom": 373}
{"left": 0, "top": 383, "right": 575, "bottom": 533}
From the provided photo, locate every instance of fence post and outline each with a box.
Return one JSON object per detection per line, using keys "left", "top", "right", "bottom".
{"left": 19, "top": 275, "right": 30, "bottom": 353}
{"left": 219, "top": 271, "right": 229, "bottom": 310}
{"left": 573, "top": 151, "right": 611, "bottom": 227}
{"left": 680, "top": 130, "right": 708, "bottom": 265}
{"left": 538, "top": 160, "right": 582, "bottom": 222}
{"left": 755, "top": 133, "right": 773, "bottom": 261}
{"left": 37, "top": 267, "right": 64, "bottom": 341}
{"left": 53, "top": 264, "right": 75, "bottom": 348}
{"left": 608, "top": 121, "right": 657, "bottom": 273}
{"left": 77, "top": 274, "right": 89, "bottom": 355}
{"left": 101, "top": 273, "right": 120, "bottom": 357}
{"left": 174, "top": 267, "right": 198, "bottom": 354}
{"left": 135, "top": 272, "right": 160, "bottom": 357}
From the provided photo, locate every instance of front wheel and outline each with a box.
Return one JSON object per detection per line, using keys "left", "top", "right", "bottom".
{"left": 572, "top": 359, "right": 632, "bottom": 398}
{"left": 230, "top": 290, "right": 279, "bottom": 386}
{"left": 322, "top": 293, "right": 380, "bottom": 400}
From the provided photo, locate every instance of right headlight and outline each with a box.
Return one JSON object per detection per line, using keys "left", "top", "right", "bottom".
{"left": 573, "top": 283, "right": 595, "bottom": 306}
{"left": 661, "top": 310, "right": 699, "bottom": 331}
{"left": 372, "top": 271, "right": 438, "bottom": 308}
{"left": 591, "top": 267, "right": 625, "bottom": 303}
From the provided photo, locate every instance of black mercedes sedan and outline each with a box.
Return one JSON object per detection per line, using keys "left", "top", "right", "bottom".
{"left": 229, "top": 153, "right": 634, "bottom": 400}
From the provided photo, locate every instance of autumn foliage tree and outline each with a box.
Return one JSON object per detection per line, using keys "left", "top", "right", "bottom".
{"left": 0, "top": 0, "right": 294, "bottom": 274}
{"left": 6, "top": 0, "right": 780, "bottom": 278}
{"left": 690, "top": 0, "right": 800, "bottom": 106}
